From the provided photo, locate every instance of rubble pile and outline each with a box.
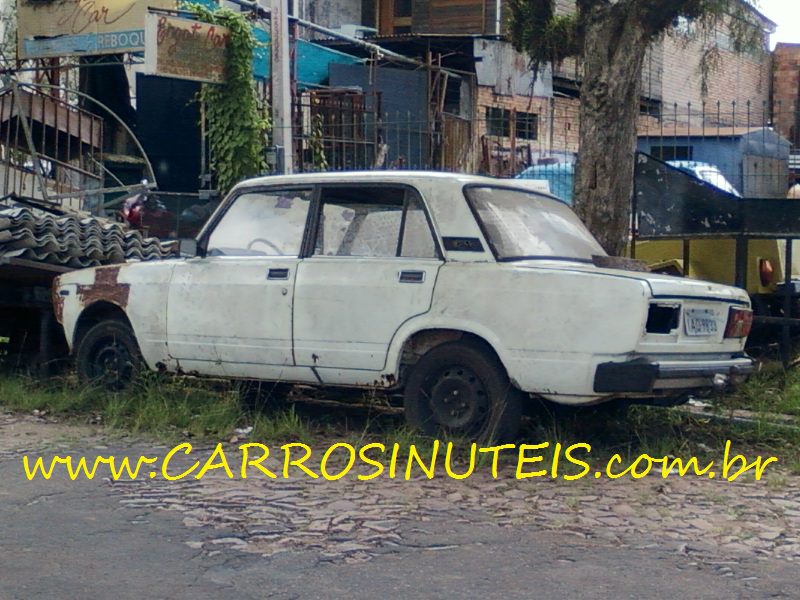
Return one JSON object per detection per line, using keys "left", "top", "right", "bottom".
{"left": 0, "top": 206, "right": 179, "bottom": 268}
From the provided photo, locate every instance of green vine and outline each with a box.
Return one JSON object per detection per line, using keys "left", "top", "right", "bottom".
{"left": 308, "top": 112, "right": 329, "bottom": 171}
{"left": 183, "top": 3, "right": 270, "bottom": 195}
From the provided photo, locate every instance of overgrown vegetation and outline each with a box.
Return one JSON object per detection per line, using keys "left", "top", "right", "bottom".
{"left": 724, "top": 366, "right": 800, "bottom": 417}
{"left": 0, "top": 375, "right": 242, "bottom": 439}
{"left": 183, "top": 4, "right": 270, "bottom": 195}
{"left": 308, "top": 112, "right": 329, "bottom": 171}
{"left": 1, "top": 372, "right": 798, "bottom": 475}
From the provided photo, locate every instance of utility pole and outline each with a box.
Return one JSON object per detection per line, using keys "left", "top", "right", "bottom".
{"left": 268, "top": 0, "right": 294, "bottom": 173}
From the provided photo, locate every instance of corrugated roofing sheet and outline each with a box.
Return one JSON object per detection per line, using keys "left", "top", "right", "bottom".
{"left": 0, "top": 206, "right": 178, "bottom": 269}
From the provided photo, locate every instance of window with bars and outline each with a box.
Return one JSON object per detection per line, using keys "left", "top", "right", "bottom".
{"left": 517, "top": 112, "right": 539, "bottom": 140}
{"left": 485, "top": 107, "right": 539, "bottom": 140}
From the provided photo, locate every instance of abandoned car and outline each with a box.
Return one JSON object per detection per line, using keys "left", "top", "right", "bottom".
{"left": 53, "top": 172, "right": 754, "bottom": 440}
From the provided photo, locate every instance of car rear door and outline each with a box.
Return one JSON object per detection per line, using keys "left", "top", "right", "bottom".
{"left": 293, "top": 184, "right": 442, "bottom": 377}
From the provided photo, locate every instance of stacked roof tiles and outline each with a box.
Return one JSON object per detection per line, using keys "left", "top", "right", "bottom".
{"left": 0, "top": 206, "right": 179, "bottom": 269}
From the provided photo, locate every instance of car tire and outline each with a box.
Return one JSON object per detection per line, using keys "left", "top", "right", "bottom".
{"left": 75, "top": 319, "right": 143, "bottom": 391}
{"left": 238, "top": 380, "right": 292, "bottom": 412}
{"left": 403, "top": 341, "right": 523, "bottom": 443}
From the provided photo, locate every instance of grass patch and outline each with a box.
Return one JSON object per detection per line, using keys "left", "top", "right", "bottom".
{"left": 0, "top": 374, "right": 243, "bottom": 440}
{"left": 513, "top": 398, "right": 800, "bottom": 477}
{"left": 0, "top": 371, "right": 799, "bottom": 476}
{"left": 723, "top": 363, "right": 800, "bottom": 417}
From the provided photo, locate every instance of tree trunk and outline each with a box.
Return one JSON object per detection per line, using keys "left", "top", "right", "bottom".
{"left": 573, "top": 4, "right": 650, "bottom": 257}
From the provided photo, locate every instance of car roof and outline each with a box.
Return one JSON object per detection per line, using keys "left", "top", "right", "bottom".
{"left": 233, "top": 170, "right": 561, "bottom": 200}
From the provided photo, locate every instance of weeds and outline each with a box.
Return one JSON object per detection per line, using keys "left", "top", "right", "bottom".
{"left": 0, "top": 370, "right": 799, "bottom": 473}
{"left": 0, "top": 375, "right": 243, "bottom": 440}
{"left": 251, "top": 405, "right": 311, "bottom": 441}
{"left": 724, "top": 363, "right": 800, "bottom": 417}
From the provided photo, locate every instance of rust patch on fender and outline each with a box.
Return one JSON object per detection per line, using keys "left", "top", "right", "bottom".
{"left": 372, "top": 373, "right": 398, "bottom": 389}
{"left": 76, "top": 266, "right": 131, "bottom": 309}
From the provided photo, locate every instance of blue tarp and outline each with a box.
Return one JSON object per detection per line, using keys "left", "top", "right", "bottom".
{"left": 253, "top": 29, "right": 362, "bottom": 85}
{"left": 516, "top": 163, "right": 575, "bottom": 204}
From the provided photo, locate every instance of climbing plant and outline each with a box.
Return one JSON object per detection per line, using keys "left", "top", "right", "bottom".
{"left": 183, "top": 4, "right": 270, "bottom": 195}
{"left": 308, "top": 112, "right": 329, "bottom": 171}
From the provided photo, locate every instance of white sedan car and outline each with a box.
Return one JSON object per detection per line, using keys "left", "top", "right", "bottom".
{"left": 53, "top": 172, "right": 754, "bottom": 440}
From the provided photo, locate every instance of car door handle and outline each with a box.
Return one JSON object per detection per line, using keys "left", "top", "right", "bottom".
{"left": 267, "top": 268, "right": 290, "bottom": 280}
{"left": 399, "top": 270, "right": 425, "bottom": 284}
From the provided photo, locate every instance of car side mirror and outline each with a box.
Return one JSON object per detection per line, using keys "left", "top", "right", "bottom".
{"left": 179, "top": 238, "right": 198, "bottom": 257}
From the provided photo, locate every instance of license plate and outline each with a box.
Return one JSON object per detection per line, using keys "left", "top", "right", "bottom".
{"left": 684, "top": 308, "right": 718, "bottom": 336}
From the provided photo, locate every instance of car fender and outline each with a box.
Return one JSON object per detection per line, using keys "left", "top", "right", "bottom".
{"left": 383, "top": 314, "right": 516, "bottom": 385}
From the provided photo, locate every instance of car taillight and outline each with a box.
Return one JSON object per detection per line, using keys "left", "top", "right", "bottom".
{"left": 759, "top": 259, "right": 775, "bottom": 287}
{"left": 724, "top": 307, "right": 753, "bottom": 339}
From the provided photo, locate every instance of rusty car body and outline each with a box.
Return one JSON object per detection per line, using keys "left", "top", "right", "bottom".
{"left": 53, "top": 172, "right": 755, "bottom": 439}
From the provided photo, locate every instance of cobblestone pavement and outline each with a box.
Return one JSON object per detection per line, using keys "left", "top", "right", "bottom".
{"left": 113, "top": 452, "right": 800, "bottom": 570}
{"left": 3, "top": 411, "right": 799, "bottom": 574}
{"left": 0, "top": 415, "right": 800, "bottom": 562}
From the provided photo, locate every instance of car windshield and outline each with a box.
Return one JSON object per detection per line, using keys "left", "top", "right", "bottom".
{"left": 465, "top": 186, "right": 606, "bottom": 261}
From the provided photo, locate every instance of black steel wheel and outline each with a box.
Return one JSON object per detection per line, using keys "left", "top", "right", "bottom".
{"left": 76, "top": 319, "right": 143, "bottom": 391}
{"left": 403, "top": 341, "right": 523, "bottom": 442}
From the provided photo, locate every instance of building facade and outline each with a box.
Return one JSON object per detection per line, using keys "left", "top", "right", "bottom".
{"left": 773, "top": 44, "right": 800, "bottom": 144}
{"left": 345, "top": 0, "right": 776, "bottom": 177}
{"left": 772, "top": 43, "right": 800, "bottom": 185}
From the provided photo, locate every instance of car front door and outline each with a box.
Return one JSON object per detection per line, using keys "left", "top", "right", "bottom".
{"left": 166, "top": 187, "right": 313, "bottom": 376}
{"left": 293, "top": 184, "right": 443, "bottom": 378}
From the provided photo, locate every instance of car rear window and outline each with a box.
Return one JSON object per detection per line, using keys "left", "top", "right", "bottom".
{"left": 465, "top": 186, "right": 606, "bottom": 261}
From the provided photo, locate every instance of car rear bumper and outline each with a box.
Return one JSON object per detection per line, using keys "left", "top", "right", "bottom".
{"left": 593, "top": 356, "right": 755, "bottom": 394}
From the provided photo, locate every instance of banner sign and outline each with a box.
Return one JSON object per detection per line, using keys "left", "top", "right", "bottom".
{"left": 18, "top": 0, "right": 176, "bottom": 58}
{"left": 144, "top": 13, "right": 229, "bottom": 84}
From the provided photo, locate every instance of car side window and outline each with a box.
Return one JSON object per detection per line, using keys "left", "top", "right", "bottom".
{"left": 401, "top": 194, "right": 438, "bottom": 259}
{"left": 314, "top": 186, "right": 438, "bottom": 259}
{"left": 207, "top": 189, "right": 313, "bottom": 257}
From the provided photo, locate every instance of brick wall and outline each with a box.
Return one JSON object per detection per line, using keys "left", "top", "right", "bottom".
{"left": 652, "top": 32, "right": 771, "bottom": 123}
{"left": 475, "top": 86, "right": 580, "bottom": 174}
{"left": 548, "top": 0, "right": 772, "bottom": 122}
{"left": 773, "top": 43, "right": 800, "bottom": 145}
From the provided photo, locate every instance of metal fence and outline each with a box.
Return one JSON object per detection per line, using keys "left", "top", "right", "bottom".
{"left": 289, "top": 97, "right": 800, "bottom": 202}
{"left": 638, "top": 102, "right": 797, "bottom": 200}
{"left": 514, "top": 101, "right": 800, "bottom": 202}
{"left": 0, "top": 81, "right": 158, "bottom": 213}
{"left": 293, "top": 90, "right": 440, "bottom": 173}
{"left": 0, "top": 83, "right": 104, "bottom": 211}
